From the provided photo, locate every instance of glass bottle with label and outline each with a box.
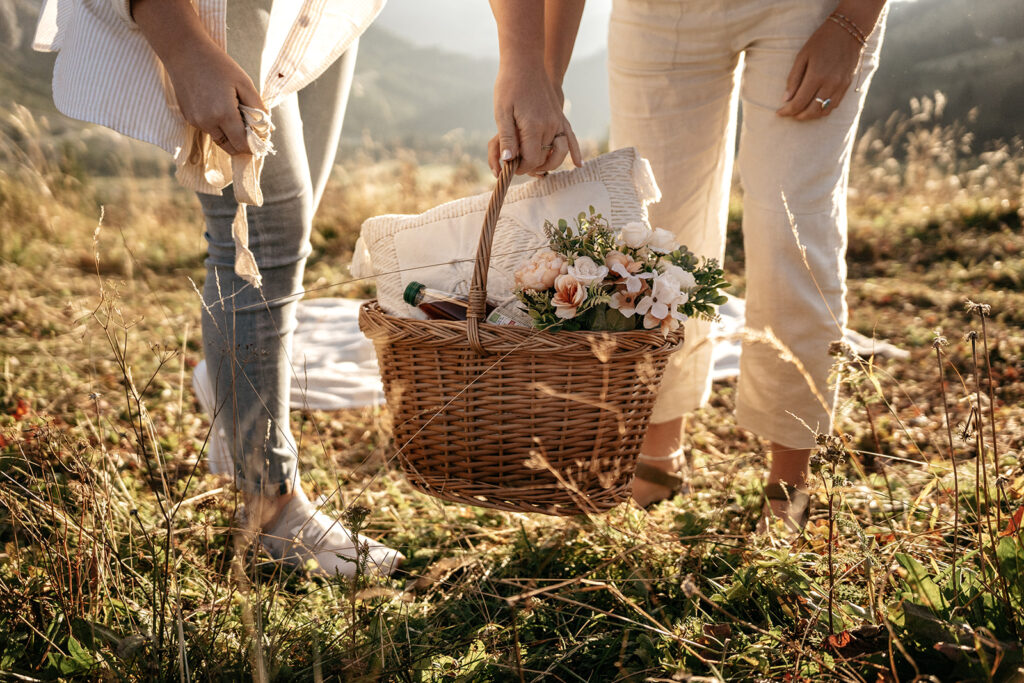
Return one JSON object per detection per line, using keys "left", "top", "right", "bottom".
{"left": 403, "top": 282, "right": 478, "bottom": 321}
{"left": 403, "top": 281, "right": 531, "bottom": 327}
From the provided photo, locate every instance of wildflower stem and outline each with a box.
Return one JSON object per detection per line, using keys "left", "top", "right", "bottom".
{"left": 976, "top": 310, "right": 1022, "bottom": 639}
{"left": 978, "top": 313, "right": 1001, "bottom": 531}
{"left": 968, "top": 335, "right": 997, "bottom": 554}
{"left": 827, "top": 477, "right": 835, "bottom": 635}
{"left": 933, "top": 343, "right": 960, "bottom": 605}
{"left": 969, "top": 329, "right": 1016, "bottom": 628}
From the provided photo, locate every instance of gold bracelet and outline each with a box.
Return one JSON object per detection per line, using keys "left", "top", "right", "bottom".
{"left": 827, "top": 14, "right": 867, "bottom": 46}
{"left": 831, "top": 12, "right": 869, "bottom": 41}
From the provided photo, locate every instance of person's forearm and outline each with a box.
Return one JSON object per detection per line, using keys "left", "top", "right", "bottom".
{"left": 489, "top": 0, "right": 583, "bottom": 174}
{"left": 130, "top": 0, "right": 219, "bottom": 71}
{"left": 130, "top": 0, "right": 264, "bottom": 154}
{"left": 490, "top": 0, "right": 547, "bottom": 72}
{"left": 831, "top": 0, "right": 887, "bottom": 39}
{"left": 544, "top": 0, "right": 585, "bottom": 88}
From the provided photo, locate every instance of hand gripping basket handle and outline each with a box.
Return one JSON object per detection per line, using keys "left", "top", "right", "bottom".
{"left": 466, "top": 157, "right": 521, "bottom": 355}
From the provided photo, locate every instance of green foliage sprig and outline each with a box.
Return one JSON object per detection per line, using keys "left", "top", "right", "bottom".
{"left": 542, "top": 208, "right": 616, "bottom": 265}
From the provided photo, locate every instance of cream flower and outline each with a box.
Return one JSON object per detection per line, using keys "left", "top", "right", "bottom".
{"left": 609, "top": 282, "right": 648, "bottom": 317}
{"left": 514, "top": 248, "right": 568, "bottom": 291}
{"left": 659, "top": 263, "right": 697, "bottom": 291}
{"left": 606, "top": 250, "right": 654, "bottom": 294}
{"left": 647, "top": 227, "right": 678, "bottom": 254}
{"left": 635, "top": 273, "right": 688, "bottom": 334}
{"left": 551, "top": 274, "right": 587, "bottom": 319}
{"left": 567, "top": 255, "right": 609, "bottom": 286}
{"left": 616, "top": 222, "right": 652, "bottom": 250}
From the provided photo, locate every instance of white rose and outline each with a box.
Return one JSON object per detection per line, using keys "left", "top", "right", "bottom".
{"left": 659, "top": 263, "right": 697, "bottom": 291}
{"left": 647, "top": 228, "right": 678, "bottom": 254}
{"left": 616, "top": 222, "right": 652, "bottom": 250}
{"left": 567, "top": 255, "right": 609, "bottom": 286}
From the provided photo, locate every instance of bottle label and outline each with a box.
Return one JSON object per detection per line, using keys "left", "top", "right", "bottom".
{"left": 486, "top": 302, "right": 532, "bottom": 328}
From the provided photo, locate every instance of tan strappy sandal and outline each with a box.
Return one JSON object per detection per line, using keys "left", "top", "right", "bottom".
{"left": 633, "top": 453, "right": 690, "bottom": 509}
{"left": 756, "top": 482, "right": 811, "bottom": 535}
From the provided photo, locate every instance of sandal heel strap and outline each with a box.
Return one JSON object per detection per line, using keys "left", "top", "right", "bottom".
{"left": 634, "top": 461, "right": 687, "bottom": 492}
{"left": 764, "top": 482, "right": 810, "bottom": 505}
{"left": 764, "top": 482, "right": 811, "bottom": 530}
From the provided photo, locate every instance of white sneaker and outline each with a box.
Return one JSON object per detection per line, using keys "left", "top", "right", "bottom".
{"left": 258, "top": 495, "right": 404, "bottom": 579}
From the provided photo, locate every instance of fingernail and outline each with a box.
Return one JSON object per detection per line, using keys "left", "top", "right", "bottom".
{"left": 501, "top": 149, "right": 513, "bottom": 162}
{"left": 783, "top": 90, "right": 792, "bottom": 102}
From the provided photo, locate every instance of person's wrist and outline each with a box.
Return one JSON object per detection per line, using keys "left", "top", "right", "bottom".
{"left": 831, "top": 0, "right": 885, "bottom": 38}
{"left": 162, "top": 36, "right": 220, "bottom": 77}
{"left": 547, "top": 80, "right": 566, "bottom": 110}
{"left": 822, "top": 17, "right": 865, "bottom": 49}
{"left": 498, "top": 42, "right": 546, "bottom": 72}
{"left": 497, "top": 59, "right": 552, "bottom": 93}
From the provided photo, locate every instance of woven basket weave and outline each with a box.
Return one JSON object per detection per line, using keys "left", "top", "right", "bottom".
{"left": 359, "top": 160, "right": 684, "bottom": 515}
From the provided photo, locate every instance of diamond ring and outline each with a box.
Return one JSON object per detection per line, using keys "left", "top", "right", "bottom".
{"left": 815, "top": 97, "right": 832, "bottom": 110}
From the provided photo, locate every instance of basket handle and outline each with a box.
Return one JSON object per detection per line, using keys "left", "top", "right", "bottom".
{"left": 466, "top": 157, "right": 520, "bottom": 355}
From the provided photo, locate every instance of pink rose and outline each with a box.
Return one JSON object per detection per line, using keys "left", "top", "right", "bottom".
{"left": 604, "top": 250, "right": 643, "bottom": 275}
{"left": 514, "top": 248, "right": 568, "bottom": 291}
{"left": 551, "top": 274, "right": 587, "bottom": 319}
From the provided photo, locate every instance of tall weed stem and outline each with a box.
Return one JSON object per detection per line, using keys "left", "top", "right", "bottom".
{"left": 933, "top": 337, "right": 960, "bottom": 605}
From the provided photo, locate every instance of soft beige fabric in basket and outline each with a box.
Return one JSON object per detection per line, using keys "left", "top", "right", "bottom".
{"left": 350, "top": 147, "right": 661, "bottom": 317}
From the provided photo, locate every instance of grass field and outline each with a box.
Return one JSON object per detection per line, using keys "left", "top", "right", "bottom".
{"left": 1, "top": 98, "right": 1023, "bottom": 681}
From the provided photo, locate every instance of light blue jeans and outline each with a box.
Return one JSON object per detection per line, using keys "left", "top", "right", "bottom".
{"left": 198, "top": 49, "right": 356, "bottom": 496}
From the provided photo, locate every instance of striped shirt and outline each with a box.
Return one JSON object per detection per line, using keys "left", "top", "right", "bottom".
{"left": 33, "top": 0, "right": 385, "bottom": 286}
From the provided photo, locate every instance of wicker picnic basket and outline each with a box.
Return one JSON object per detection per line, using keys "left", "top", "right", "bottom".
{"left": 358, "top": 159, "right": 684, "bottom": 515}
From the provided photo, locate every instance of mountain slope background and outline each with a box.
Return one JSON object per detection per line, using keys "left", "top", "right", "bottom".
{"left": 3, "top": 0, "right": 1021, "bottom": 158}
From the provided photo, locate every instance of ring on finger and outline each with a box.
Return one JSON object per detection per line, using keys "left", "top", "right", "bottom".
{"left": 814, "top": 96, "right": 832, "bottom": 111}
{"left": 542, "top": 131, "right": 568, "bottom": 152}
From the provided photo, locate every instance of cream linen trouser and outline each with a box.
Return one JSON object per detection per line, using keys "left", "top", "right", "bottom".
{"left": 609, "top": 0, "right": 886, "bottom": 449}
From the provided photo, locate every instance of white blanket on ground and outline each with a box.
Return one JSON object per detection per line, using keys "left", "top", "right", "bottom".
{"left": 192, "top": 296, "right": 907, "bottom": 476}
{"left": 194, "top": 296, "right": 908, "bottom": 412}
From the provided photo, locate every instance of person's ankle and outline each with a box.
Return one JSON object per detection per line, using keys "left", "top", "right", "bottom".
{"left": 632, "top": 450, "right": 689, "bottom": 507}
{"left": 631, "top": 478, "right": 671, "bottom": 508}
{"left": 767, "top": 443, "right": 811, "bottom": 490}
{"left": 765, "top": 476, "right": 809, "bottom": 490}
{"left": 636, "top": 452, "right": 679, "bottom": 471}
{"left": 246, "top": 490, "right": 300, "bottom": 531}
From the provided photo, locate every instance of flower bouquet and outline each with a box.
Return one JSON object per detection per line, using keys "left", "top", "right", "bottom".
{"left": 513, "top": 209, "right": 728, "bottom": 334}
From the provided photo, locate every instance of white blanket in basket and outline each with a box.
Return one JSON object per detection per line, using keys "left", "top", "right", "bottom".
{"left": 350, "top": 147, "right": 661, "bottom": 318}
